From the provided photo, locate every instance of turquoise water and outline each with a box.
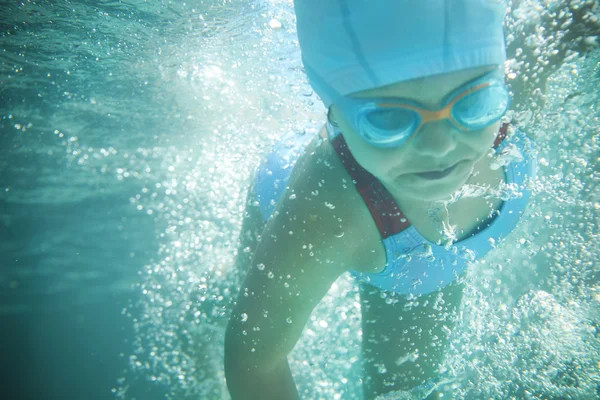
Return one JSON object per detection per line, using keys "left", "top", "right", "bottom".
{"left": 1, "top": 1, "right": 599, "bottom": 399}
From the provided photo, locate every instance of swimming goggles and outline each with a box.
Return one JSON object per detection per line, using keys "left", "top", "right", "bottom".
{"left": 334, "top": 70, "right": 511, "bottom": 148}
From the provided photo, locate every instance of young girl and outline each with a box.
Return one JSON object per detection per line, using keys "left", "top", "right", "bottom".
{"left": 224, "top": 1, "right": 597, "bottom": 399}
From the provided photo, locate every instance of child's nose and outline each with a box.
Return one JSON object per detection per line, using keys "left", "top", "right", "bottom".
{"left": 411, "top": 119, "right": 458, "bottom": 158}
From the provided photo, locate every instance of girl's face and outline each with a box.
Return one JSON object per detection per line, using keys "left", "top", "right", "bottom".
{"left": 330, "top": 66, "right": 502, "bottom": 203}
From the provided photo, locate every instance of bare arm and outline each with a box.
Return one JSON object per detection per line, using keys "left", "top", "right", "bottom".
{"left": 506, "top": 0, "right": 599, "bottom": 111}
{"left": 224, "top": 137, "right": 359, "bottom": 399}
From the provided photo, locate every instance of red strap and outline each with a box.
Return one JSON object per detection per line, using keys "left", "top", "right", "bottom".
{"left": 494, "top": 123, "right": 509, "bottom": 149}
{"left": 330, "top": 125, "right": 510, "bottom": 239}
{"left": 332, "top": 136, "right": 411, "bottom": 239}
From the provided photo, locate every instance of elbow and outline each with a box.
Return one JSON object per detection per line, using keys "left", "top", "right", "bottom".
{"left": 224, "top": 330, "right": 248, "bottom": 398}
{"left": 224, "top": 342, "right": 245, "bottom": 378}
{"left": 224, "top": 316, "right": 293, "bottom": 394}
{"left": 224, "top": 323, "right": 277, "bottom": 390}
{"left": 224, "top": 320, "right": 256, "bottom": 380}
{"left": 224, "top": 323, "right": 243, "bottom": 373}
{"left": 224, "top": 328, "right": 267, "bottom": 400}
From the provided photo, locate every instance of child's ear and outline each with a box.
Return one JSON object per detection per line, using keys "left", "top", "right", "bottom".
{"left": 327, "top": 107, "right": 339, "bottom": 127}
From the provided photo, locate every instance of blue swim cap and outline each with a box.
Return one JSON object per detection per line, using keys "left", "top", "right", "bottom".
{"left": 295, "top": 0, "right": 507, "bottom": 108}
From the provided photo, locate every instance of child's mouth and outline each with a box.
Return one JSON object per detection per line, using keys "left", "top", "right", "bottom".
{"left": 415, "top": 163, "right": 460, "bottom": 180}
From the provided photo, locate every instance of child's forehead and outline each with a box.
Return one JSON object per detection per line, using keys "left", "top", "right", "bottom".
{"left": 352, "top": 65, "right": 498, "bottom": 105}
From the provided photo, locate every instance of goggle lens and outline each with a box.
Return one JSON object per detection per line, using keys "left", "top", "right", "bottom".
{"left": 364, "top": 108, "right": 419, "bottom": 133}
{"left": 452, "top": 85, "right": 509, "bottom": 129}
{"left": 358, "top": 107, "right": 419, "bottom": 146}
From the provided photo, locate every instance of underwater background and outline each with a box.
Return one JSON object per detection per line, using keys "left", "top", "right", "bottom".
{"left": 1, "top": 0, "right": 599, "bottom": 399}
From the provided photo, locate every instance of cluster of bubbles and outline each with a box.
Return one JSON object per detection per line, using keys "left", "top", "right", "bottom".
{"left": 376, "top": 2, "right": 600, "bottom": 399}
{"left": 379, "top": 54, "right": 600, "bottom": 398}
{"left": 95, "top": 1, "right": 598, "bottom": 399}
{"left": 437, "top": 47, "right": 599, "bottom": 400}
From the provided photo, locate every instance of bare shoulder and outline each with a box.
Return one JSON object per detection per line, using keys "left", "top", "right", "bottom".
{"left": 284, "top": 128, "right": 383, "bottom": 272}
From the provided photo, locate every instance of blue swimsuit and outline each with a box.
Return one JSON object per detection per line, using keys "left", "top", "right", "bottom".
{"left": 252, "top": 124, "right": 537, "bottom": 296}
